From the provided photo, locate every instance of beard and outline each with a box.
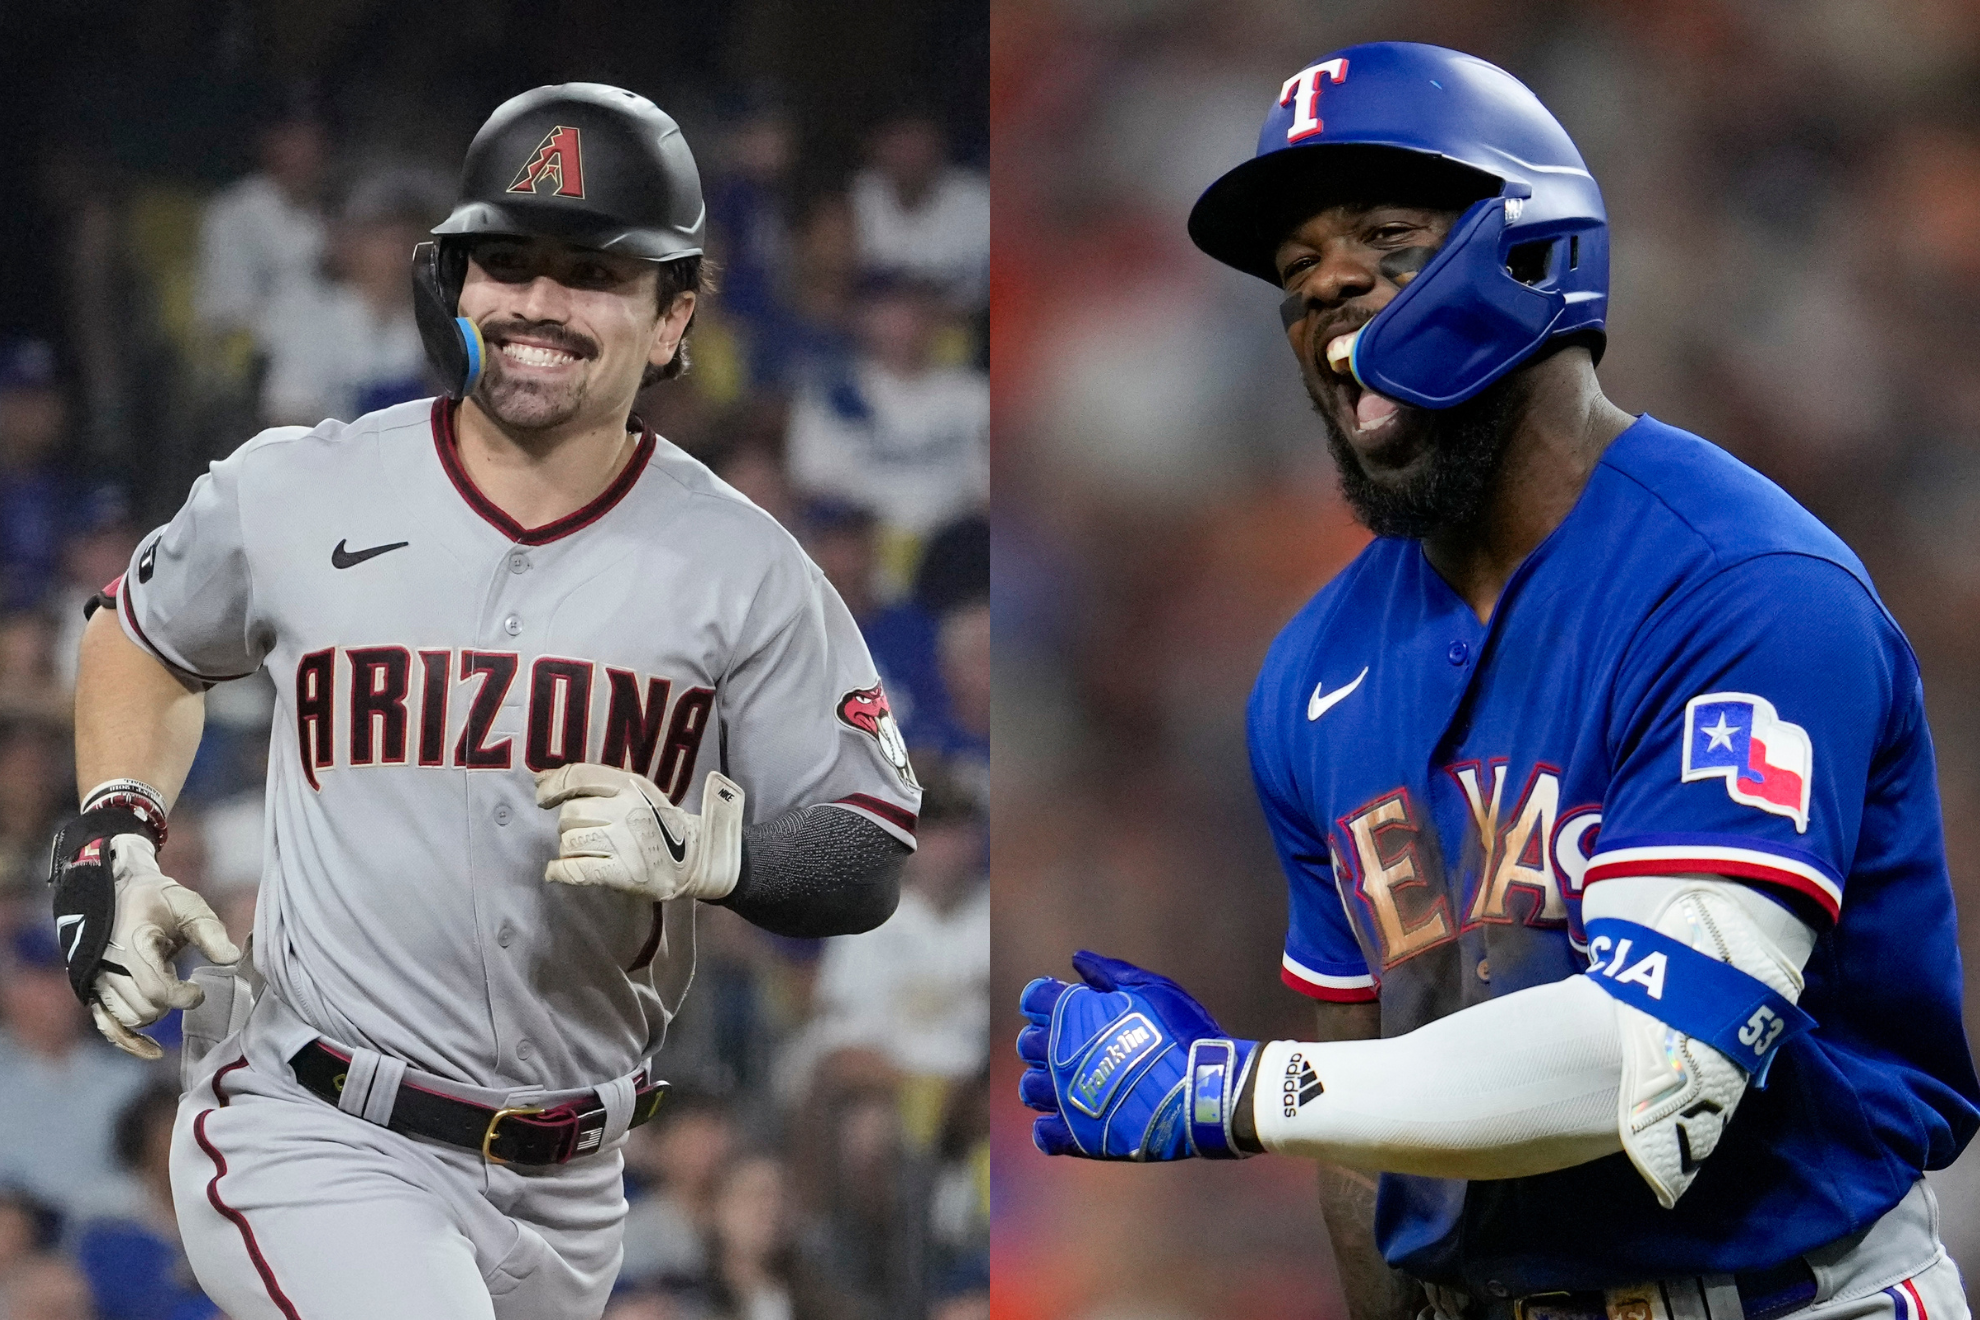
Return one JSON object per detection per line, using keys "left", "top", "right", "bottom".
{"left": 471, "top": 319, "right": 600, "bottom": 432}
{"left": 1309, "top": 368, "right": 1525, "bottom": 540}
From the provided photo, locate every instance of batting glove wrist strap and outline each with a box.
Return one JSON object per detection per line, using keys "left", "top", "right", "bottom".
{"left": 1185, "top": 1037, "right": 1260, "bottom": 1159}
{"left": 1016, "top": 949, "right": 1258, "bottom": 1161}
{"left": 48, "top": 808, "right": 143, "bottom": 1005}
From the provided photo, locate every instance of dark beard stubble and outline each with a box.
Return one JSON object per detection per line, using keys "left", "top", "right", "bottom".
{"left": 1311, "top": 370, "right": 1525, "bottom": 540}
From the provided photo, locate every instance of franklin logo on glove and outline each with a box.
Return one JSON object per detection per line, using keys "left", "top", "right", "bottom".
{"left": 1068, "top": 1014, "right": 1162, "bottom": 1117}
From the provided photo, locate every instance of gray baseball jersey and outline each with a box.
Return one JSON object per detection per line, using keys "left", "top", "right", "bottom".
{"left": 117, "top": 396, "right": 921, "bottom": 1090}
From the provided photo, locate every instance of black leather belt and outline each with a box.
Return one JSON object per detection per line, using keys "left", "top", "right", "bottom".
{"left": 1503, "top": 1259, "right": 1819, "bottom": 1320}
{"left": 290, "top": 1040, "right": 668, "bottom": 1166}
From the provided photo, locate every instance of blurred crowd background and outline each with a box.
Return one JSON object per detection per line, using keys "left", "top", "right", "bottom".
{"left": 0, "top": 2, "right": 986, "bottom": 1318}
{"left": 992, "top": 0, "right": 1980, "bottom": 1317}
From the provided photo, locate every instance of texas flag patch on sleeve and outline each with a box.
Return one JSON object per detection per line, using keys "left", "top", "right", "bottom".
{"left": 1681, "top": 693, "right": 1812, "bottom": 833}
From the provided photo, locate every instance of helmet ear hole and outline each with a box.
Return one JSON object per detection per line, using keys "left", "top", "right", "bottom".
{"left": 1506, "top": 239, "right": 1554, "bottom": 287}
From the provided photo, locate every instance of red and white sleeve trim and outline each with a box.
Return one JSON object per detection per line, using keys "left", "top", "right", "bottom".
{"left": 830, "top": 793, "right": 918, "bottom": 848}
{"left": 1281, "top": 951, "right": 1378, "bottom": 1003}
{"left": 1584, "top": 843, "right": 1842, "bottom": 921}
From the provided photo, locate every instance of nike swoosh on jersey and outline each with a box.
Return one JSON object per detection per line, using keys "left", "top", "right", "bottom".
{"left": 332, "top": 539, "right": 411, "bottom": 569}
{"left": 655, "top": 813, "right": 688, "bottom": 864}
{"left": 1307, "top": 666, "right": 1370, "bottom": 721}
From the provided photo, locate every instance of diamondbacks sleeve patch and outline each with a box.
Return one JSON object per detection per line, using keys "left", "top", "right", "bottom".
{"left": 836, "top": 682, "right": 919, "bottom": 791}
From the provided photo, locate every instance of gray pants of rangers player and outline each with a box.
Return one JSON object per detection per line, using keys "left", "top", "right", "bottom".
{"left": 1419, "top": 1178, "right": 1966, "bottom": 1320}
{"left": 170, "top": 980, "right": 640, "bottom": 1320}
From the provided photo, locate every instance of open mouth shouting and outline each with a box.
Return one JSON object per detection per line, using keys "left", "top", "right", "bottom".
{"left": 1303, "top": 317, "right": 1414, "bottom": 464}
{"left": 1323, "top": 327, "right": 1403, "bottom": 435}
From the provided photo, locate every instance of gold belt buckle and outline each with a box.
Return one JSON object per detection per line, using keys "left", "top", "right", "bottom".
{"left": 1603, "top": 1284, "right": 1670, "bottom": 1320}
{"left": 481, "top": 1105, "right": 545, "bottom": 1164}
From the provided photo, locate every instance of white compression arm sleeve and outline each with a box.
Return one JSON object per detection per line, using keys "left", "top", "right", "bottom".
{"left": 1251, "top": 976, "right": 1624, "bottom": 1178}
{"left": 1250, "top": 874, "right": 1817, "bottom": 1181}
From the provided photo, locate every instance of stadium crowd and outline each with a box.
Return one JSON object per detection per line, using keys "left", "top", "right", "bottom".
{"left": 0, "top": 2, "right": 986, "bottom": 1317}
{"left": 992, "top": 0, "right": 1980, "bottom": 1317}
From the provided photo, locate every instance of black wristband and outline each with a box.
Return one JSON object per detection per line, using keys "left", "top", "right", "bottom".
{"left": 1232, "top": 1055, "right": 1266, "bottom": 1154}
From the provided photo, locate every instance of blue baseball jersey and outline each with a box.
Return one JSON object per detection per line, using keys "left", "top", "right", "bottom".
{"left": 1247, "top": 415, "right": 1980, "bottom": 1290}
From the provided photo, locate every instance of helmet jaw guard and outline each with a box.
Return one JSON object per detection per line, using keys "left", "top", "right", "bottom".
{"left": 411, "top": 240, "right": 486, "bottom": 400}
{"left": 1349, "top": 191, "right": 1607, "bottom": 410}
{"left": 1188, "top": 42, "right": 1608, "bottom": 410}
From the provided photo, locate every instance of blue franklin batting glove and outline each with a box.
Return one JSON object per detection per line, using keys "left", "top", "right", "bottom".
{"left": 1016, "top": 950, "right": 1259, "bottom": 1161}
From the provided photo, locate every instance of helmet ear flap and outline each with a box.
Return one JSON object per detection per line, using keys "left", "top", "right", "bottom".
{"left": 411, "top": 240, "right": 486, "bottom": 400}
{"left": 1351, "top": 196, "right": 1570, "bottom": 409}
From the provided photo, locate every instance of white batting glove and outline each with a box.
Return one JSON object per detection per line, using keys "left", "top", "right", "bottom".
{"left": 534, "top": 765, "right": 745, "bottom": 903}
{"left": 93, "top": 836, "right": 241, "bottom": 1061}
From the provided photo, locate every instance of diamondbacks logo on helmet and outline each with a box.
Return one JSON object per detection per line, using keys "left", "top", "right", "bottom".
{"left": 508, "top": 126, "right": 586, "bottom": 198}
{"left": 836, "top": 683, "right": 919, "bottom": 790}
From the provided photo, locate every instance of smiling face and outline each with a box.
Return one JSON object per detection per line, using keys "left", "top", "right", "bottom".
{"left": 456, "top": 236, "right": 695, "bottom": 434}
{"left": 1277, "top": 202, "right": 1524, "bottom": 538}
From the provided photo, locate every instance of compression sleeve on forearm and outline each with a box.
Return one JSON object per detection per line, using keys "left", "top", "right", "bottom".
{"left": 719, "top": 803, "right": 907, "bottom": 938}
{"left": 1249, "top": 874, "right": 1820, "bottom": 1182}
{"left": 1251, "top": 975, "right": 1625, "bottom": 1179}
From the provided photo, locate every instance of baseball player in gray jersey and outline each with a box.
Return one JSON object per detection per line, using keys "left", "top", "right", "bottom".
{"left": 48, "top": 84, "right": 922, "bottom": 1319}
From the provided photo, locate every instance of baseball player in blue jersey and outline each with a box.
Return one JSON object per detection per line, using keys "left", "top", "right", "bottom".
{"left": 1017, "top": 42, "right": 1980, "bottom": 1320}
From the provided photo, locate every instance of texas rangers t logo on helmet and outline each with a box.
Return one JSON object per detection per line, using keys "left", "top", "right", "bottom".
{"left": 1277, "top": 58, "right": 1347, "bottom": 143}
{"left": 836, "top": 682, "right": 919, "bottom": 791}
{"left": 1681, "top": 692, "right": 1812, "bottom": 832}
{"left": 508, "top": 125, "right": 586, "bottom": 197}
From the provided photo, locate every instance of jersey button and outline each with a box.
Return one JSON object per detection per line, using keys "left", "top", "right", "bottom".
{"left": 516, "top": 1039, "right": 534, "bottom": 1061}
{"left": 503, "top": 615, "right": 523, "bottom": 637}
{"left": 508, "top": 553, "right": 530, "bottom": 574}
{"left": 1447, "top": 640, "right": 1469, "bottom": 666}
{"left": 494, "top": 804, "right": 512, "bottom": 825}
{"left": 1487, "top": 1283, "right": 1509, "bottom": 1299}
{"left": 1476, "top": 958, "right": 1491, "bottom": 983}
{"left": 498, "top": 923, "right": 514, "bottom": 947}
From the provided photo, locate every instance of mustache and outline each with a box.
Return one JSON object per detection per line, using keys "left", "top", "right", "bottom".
{"left": 481, "top": 319, "right": 599, "bottom": 360}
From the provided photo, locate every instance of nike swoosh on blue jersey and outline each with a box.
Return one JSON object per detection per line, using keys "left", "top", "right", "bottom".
{"left": 1307, "top": 666, "right": 1370, "bottom": 721}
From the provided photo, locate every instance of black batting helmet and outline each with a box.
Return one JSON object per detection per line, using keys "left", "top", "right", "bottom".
{"left": 412, "top": 83, "right": 708, "bottom": 398}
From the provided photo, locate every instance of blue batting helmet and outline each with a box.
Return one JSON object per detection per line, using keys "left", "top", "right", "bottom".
{"left": 1187, "top": 42, "right": 1607, "bottom": 410}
